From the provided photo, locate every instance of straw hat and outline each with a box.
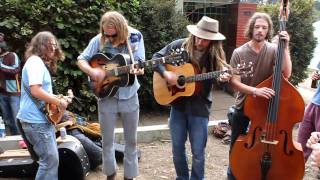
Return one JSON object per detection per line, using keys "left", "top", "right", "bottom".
{"left": 187, "top": 16, "right": 225, "bottom": 41}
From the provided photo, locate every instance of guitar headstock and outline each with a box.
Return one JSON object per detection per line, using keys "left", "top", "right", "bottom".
{"left": 280, "top": 0, "right": 290, "bottom": 21}
{"left": 231, "top": 61, "right": 253, "bottom": 77}
{"left": 166, "top": 48, "right": 189, "bottom": 66}
{"left": 66, "top": 89, "right": 74, "bottom": 103}
{"left": 67, "top": 89, "right": 74, "bottom": 98}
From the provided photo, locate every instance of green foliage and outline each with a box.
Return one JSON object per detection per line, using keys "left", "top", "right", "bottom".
{"left": 132, "top": 0, "right": 190, "bottom": 111}
{"left": 258, "top": 0, "right": 317, "bottom": 86}
{"left": 314, "top": 0, "right": 320, "bottom": 21}
{"left": 0, "top": 0, "right": 189, "bottom": 118}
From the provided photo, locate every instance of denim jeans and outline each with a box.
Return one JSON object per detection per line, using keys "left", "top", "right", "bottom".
{"left": 0, "top": 94, "right": 20, "bottom": 135}
{"left": 69, "top": 128, "right": 102, "bottom": 169}
{"left": 169, "top": 107, "right": 208, "bottom": 180}
{"left": 21, "top": 122, "right": 59, "bottom": 180}
{"left": 98, "top": 94, "right": 139, "bottom": 178}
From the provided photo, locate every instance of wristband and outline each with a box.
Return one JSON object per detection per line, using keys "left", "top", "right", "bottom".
{"left": 252, "top": 88, "right": 257, "bottom": 98}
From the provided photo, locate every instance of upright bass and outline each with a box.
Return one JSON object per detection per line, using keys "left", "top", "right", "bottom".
{"left": 230, "top": 1, "right": 305, "bottom": 179}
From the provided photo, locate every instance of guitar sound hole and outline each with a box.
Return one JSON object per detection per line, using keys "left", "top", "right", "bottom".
{"left": 177, "top": 76, "right": 186, "bottom": 88}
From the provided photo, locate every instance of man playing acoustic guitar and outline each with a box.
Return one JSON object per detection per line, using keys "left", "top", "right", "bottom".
{"left": 153, "top": 16, "right": 231, "bottom": 179}
{"left": 77, "top": 11, "right": 145, "bottom": 180}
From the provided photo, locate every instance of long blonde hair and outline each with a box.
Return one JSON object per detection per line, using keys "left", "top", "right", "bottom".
{"left": 99, "top": 11, "right": 129, "bottom": 48}
{"left": 24, "top": 31, "right": 65, "bottom": 73}
{"left": 183, "top": 34, "right": 227, "bottom": 71}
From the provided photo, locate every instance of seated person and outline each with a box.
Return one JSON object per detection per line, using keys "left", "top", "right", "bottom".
{"left": 57, "top": 111, "right": 102, "bottom": 170}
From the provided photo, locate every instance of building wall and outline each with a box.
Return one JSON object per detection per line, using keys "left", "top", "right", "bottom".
{"left": 235, "top": 3, "right": 257, "bottom": 47}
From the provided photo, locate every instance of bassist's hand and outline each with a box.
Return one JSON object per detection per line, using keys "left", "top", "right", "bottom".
{"left": 163, "top": 71, "right": 178, "bottom": 86}
{"left": 254, "top": 87, "right": 275, "bottom": 99}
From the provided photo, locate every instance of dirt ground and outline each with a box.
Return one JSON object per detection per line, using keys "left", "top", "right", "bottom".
{"left": 86, "top": 128, "right": 318, "bottom": 180}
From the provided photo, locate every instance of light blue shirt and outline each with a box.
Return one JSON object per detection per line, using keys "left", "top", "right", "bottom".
{"left": 77, "top": 26, "right": 145, "bottom": 100}
{"left": 17, "top": 55, "right": 52, "bottom": 123}
{"left": 312, "top": 61, "right": 320, "bottom": 105}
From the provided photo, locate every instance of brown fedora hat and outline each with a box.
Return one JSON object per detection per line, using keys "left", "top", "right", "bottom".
{"left": 187, "top": 16, "right": 225, "bottom": 41}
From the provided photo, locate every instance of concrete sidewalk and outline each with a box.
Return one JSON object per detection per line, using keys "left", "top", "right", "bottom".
{"left": 115, "top": 88, "right": 234, "bottom": 143}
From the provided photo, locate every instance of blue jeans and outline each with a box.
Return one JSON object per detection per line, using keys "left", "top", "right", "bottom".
{"left": 0, "top": 94, "right": 20, "bottom": 135}
{"left": 169, "top": 107, "right": 208, "bottom": 180}
{"left": 21, "top": 122, "right": 59, "bottom": 180}
{"left": 98, "top": 94, "right": 139, "bottom": 178}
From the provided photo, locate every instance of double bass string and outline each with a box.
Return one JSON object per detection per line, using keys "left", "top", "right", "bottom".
{"left": 265, "top": 10, "right": 287, "bottom": 153}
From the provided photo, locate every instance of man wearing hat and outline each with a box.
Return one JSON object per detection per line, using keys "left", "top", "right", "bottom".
{"left": 153, "top": 16, "right": 231, "bottom": 179}
{"left": 0, "top": 34, "right": 21, "bottom": 135}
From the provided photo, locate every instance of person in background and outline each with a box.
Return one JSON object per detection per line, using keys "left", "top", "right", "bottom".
{"left": 16, "top": 31, "right": 69, "bottom": 180}
{"left": 306, "top": 132, "right": 320, "bottom": 168}
{"left": 227, "top": 12, "right": 291, "bottom": 180}
{"left": 153, "top": 16, "right": 231, "bottom": 179}
{"left": 0, "top": 32, "right": 21, "bottom": 135}
{"left": 297, "top": 61, "right": 320, "bottom": 161}
{"left": 77, "top": 11, "right": 145, "bottom": 180}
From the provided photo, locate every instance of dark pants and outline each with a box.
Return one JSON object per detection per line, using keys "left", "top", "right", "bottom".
{"left": 227, "top": 109, "right": 250, "bottom": 180}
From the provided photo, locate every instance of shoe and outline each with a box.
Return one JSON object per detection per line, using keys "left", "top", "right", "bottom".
{"left": 18, "top": 140, "right": 27, "bottom": 149}
{"left": 107, "top": 172, "right": 116, "bottom": 180}
{"left": 124, "top": 178, "right": 133, "bottom": 180}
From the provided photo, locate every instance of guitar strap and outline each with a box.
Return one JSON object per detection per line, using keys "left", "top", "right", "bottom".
{"left": 22, "top": 81, "right": 50, "bottom": 123}
{"left": 126, "top": 38, "right": 136, "bottom": 64}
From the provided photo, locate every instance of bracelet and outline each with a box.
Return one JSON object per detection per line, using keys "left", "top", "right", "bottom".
{"left": 252, "top": 88, "right": 257, "bottom": 98}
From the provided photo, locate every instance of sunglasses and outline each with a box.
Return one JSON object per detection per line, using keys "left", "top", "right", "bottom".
{"left": 103, "top": 32, "right": 117, "bottom": 38}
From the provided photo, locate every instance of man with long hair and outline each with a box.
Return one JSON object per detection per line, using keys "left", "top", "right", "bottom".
{"left": 227, "top": 12, "right": 291, "bottom": 180}
{"left": 77, "top": 11, "right": 145, "bottom": 180}
{"left": 16, "top": 31, "right": 69, "bottom": 180}
{"left": 153, "top": 16, "right": 231, "bottom": 179}
{"left": 0, "top": 33, "right": 21, "bottom": 135}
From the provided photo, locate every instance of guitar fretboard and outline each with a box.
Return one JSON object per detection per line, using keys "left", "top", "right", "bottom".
{"left": 111, "top": 55, "right": 184, "bottom": 76}
{"left": 185, "top": 70, "right": 231, "bottom": 83}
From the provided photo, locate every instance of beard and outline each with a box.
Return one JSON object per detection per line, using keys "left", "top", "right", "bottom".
{"left": 253, "top": 34, "right": 266, "bottom": 42}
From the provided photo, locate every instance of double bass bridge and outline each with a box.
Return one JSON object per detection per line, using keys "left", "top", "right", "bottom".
{"left": 260, "top": 139, "right": 279, "bottom": 145}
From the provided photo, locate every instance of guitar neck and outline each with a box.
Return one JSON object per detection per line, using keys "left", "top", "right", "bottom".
{"left": 111, "top": 56, "right": 177, "bottom": 76}
{"left": 185, "top": 70, "right": 230, "bottom": 83}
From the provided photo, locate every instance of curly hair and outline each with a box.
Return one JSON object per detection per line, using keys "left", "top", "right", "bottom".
{"left": 244, "top": 12, "right": 274, "bottom": 41}
{"left": 24, "top": 31, "right": 65, "bottom": 73}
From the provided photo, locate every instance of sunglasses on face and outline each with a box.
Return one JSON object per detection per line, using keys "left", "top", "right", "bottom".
{"left": 103, "top": 32, "right": 117, "bottom": 38}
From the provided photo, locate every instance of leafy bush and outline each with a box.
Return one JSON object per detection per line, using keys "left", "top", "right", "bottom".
{"left": 258, "top": 0, "right": 317, "bottom": 86}
{"left": 0, "top": 0, "right": 189, "bottom": 119}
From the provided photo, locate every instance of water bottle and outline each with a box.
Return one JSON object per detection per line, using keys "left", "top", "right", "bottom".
{"left": 60, "top": 127, "right": 67, "bottom": 139}
{"left": 0, "top": 116, "right": 5, "bottom": 138}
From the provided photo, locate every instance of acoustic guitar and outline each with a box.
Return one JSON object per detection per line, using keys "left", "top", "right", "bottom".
{"left": 153, "top": 62, "right": 252, "bottom": 105}
{"left": 45, "top": 89, "right": 73, "bottom": 125}
{"left": 89, "top": 50, "right": 188, "bottom": 98}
